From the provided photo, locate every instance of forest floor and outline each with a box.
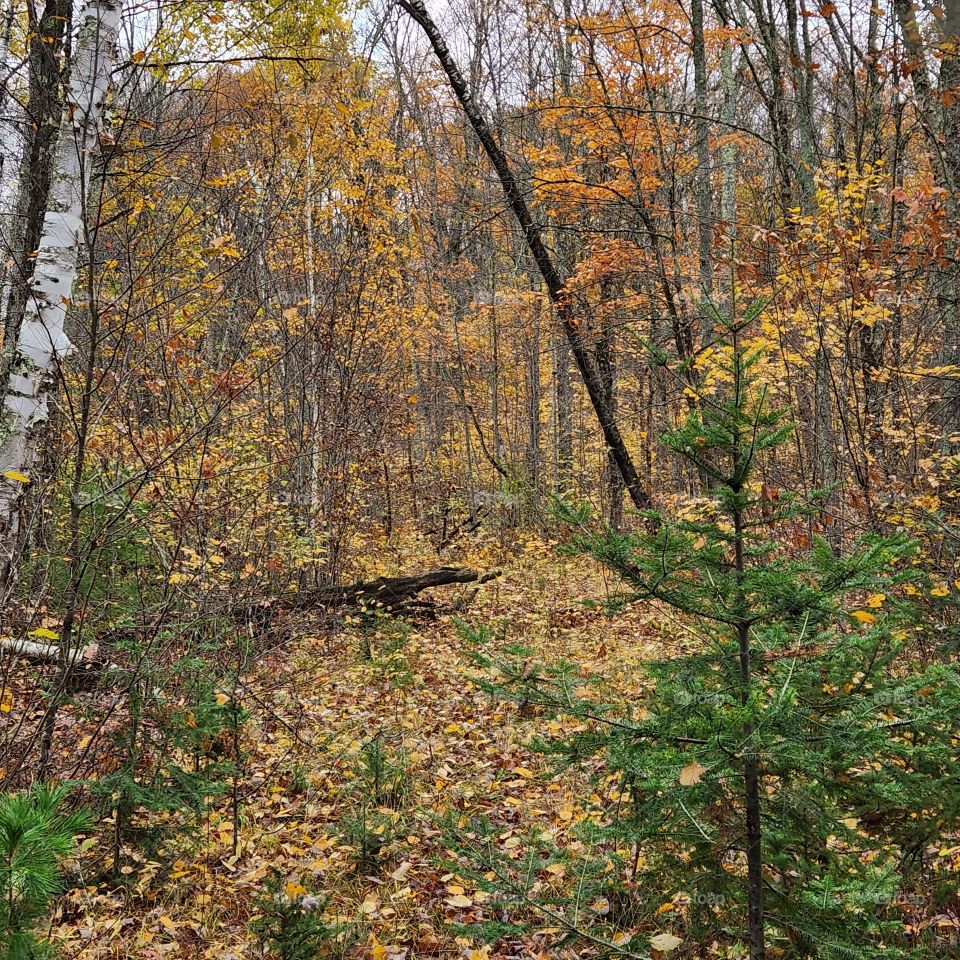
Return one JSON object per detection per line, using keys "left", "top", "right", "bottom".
{"left": 45, "top": 540, "right": 672, "bottom": 960}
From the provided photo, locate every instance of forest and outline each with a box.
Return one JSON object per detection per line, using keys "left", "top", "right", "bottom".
{"left": 2, "top": 0, "right": 960, "bottom": 957}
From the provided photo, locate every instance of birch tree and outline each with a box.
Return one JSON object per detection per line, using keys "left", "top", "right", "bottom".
{"left": 3, "top": 0, "right": 73, "bottom": 350}
{"left": 0, "top": 0, "right": 122, "bottom": 581}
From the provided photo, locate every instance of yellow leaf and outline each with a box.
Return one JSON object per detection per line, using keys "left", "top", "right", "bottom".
{"left": 2, "top": 471, "right": 30, "bottom": 484}
{"left": 513, "top": 766, "right": 534, "bottom": 778}
{"left": 0, "top": 691, "right": 12, "bottom": 713}
{"left": 865, "top": 593, "right": 885, "bottom": 608}
{"left": 284, "top": 881, "right": 306, "bottom": 899}
{"left": 159, "top": 915, "right": 177, "bottom": 934}
{"left": 370, "top": 935, "right": 387, "bottom": 960}
{"left": 931, "top": 586, "right": 950, "bottom": 597}
{"left": 446, "top": 893, "right": 472, "bottom": 907}
{"left": 28, "top": 627, "right": 59, "bottom": 640}
{"left": 851, "top": 610, "right": 876, "bottom": 624}
{"left": 679, "top": 762, "right": 706, "bottom": 786}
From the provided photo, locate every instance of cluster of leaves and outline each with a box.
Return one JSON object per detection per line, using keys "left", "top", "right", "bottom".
{"left": 358, "top": 614, "right": 414, "bottom": 689}
{"left": 85, "top": 649, "right": 247, "bottom": 874}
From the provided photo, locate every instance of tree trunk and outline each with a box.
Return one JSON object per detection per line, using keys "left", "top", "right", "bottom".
{"left": 0, "top": 0, "right": 18, "bottom": 223}
{"left": 895, "top": 0, "right": 960, "bottom": 449}
{"left": 0, "top": 0, "right": 121, "bottom": 584}
{"left": 526, "top": 295, "right": 542, "bottom": 497}
{"left": 251, "top": 565, "right": 501, "bottom": 618}
{"left": 691, "top": 0, "right": 713, "bottom": 300}
{"left": 3, "top": 0, "right": 72, "bottom": 354}
{"left": 597, "top": 287, "right": 623, "bottom": 528}
{"left": 731, "top": 330, "right": 765, "bottom": 960}
{"left": 554, "top": 332, "right": 573, "bottom": 493}
{"left": 938, "top": 0, "right": 960, "bottom": 447}
{"left": 396, "top": 0, "right": 650, "bottom": 511}
{"left": 719, "top": 20, "right": 737, "bottom": 315}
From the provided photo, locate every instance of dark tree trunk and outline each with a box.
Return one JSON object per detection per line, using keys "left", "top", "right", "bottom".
{"left": 396, "top": 0, "right": 650, "bottom": 511}
{"left": 895, "top": 0, "right": 960, "bottom": 449}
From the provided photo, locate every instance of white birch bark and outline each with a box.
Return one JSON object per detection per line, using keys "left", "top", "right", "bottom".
{"left": 0, "top": 0, "right": 20, "bottom": 211}
{"left": 0, "top": 0, "right": 121, "bottom": 563}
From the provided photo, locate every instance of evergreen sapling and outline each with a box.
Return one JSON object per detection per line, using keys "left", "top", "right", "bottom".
{"left": 462, "top": 307, "right": 960, "bottom": 959}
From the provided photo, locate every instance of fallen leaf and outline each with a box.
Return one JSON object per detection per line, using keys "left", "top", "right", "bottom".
{"left": 679, "top": 762, "right": 706, "bottom": 786}
{"left": 650, "top": 932, "right": 683, "bottom": 951}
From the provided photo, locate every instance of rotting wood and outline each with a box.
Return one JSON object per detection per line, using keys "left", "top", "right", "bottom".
{"left": 251, "top": 566, "right": 501, "bottom": 619}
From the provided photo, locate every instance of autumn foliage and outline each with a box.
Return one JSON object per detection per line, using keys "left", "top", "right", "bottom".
{"left": 2, "top": 0, "right": 960, "bottom": 957}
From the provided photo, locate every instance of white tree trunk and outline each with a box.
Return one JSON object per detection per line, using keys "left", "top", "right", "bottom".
{"left": 0, "top": 0, "right": 121, "bottom": 565}
{"left": 0, "top": 0, "right": 20, "bottom": 212}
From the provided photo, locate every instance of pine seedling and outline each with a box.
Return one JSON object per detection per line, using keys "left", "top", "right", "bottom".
{"left": 0, "top": 783, "right": 89, "bottom": 960}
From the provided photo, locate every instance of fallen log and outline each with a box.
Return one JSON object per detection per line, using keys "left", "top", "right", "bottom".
{"left": 3, "top": 569, "right": 500, "bottom": 662}
{"left": 250, "top": 566, "right": 500, "bottom": 619}
{"left": 0, "top": 638, "right": 99, "bottom": 662}
{"left": 0, "top": 638, "right": 107, "bottom": 690}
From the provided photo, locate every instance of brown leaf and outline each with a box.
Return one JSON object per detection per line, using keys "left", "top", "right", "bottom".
{"left": 679, "top": 762, "right": 706, "bottom": 786}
